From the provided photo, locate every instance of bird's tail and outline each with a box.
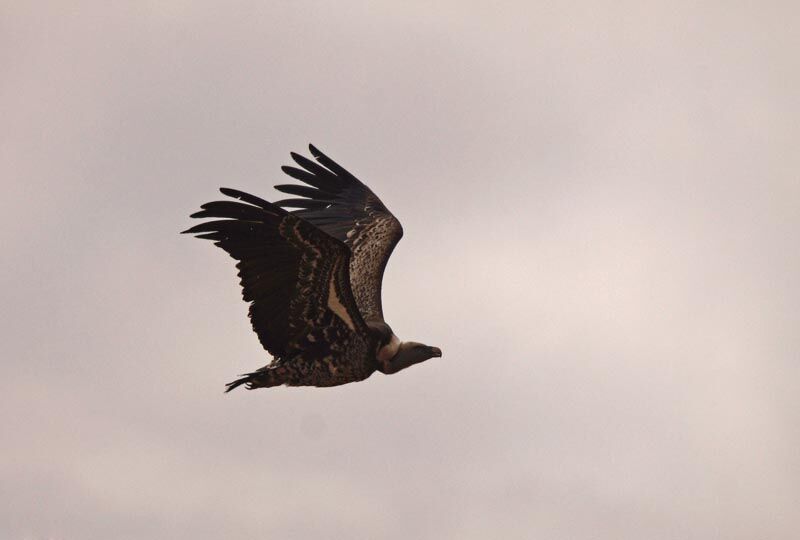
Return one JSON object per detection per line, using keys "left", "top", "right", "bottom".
{"left": 225, "top": 365, "right": 287, "bottom": 392}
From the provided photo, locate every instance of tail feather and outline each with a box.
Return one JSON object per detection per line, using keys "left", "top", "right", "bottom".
{"left": 224, "top": 366, "right": 286, "bottom": 393}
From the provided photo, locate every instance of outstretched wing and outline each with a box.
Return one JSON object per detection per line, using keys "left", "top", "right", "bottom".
{"left": 275, "top": 144, "right": 403, "bottom": 322}
{"left": 183, "top": 188, "right": 369, "bottom": 363}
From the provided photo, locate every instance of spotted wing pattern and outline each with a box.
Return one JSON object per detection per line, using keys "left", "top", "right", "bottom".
{"left": 183, "top": 188, "right": 374, "bottom": 388}
{"left": 275, "top": 145, "right": 404, "bottom": 322}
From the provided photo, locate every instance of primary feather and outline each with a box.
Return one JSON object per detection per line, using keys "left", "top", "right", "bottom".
{"left": 276, "top": 144, "right": 404, "bottom": 322}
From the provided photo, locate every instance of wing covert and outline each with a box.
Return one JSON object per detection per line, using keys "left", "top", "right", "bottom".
{"left": 274, "top": 145, "right": 403, "bottom": 322}
{"left": 183, "top": 188, "right": 368, "bottom": 359}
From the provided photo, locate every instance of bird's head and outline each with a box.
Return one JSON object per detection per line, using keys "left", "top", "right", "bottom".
{"left": 379, "top": 341, "right": 442, "bottom": 375}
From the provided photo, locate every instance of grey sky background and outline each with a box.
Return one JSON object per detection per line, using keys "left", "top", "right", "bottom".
{"left": 3, "top": 2, "right": 799, "bottom": 538}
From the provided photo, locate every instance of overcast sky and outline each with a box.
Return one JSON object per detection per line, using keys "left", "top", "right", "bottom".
{"left": 3, "top": 2, "right": 799, "bottom": 539}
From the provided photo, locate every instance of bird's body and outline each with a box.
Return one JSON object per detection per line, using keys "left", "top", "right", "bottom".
{"left": 184, "top": 145, "right": 441, "bottom": 391}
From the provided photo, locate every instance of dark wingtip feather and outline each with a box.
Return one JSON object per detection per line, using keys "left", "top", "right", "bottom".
{"left": 275, "top": 198, "right": 331, "bottom": 209}
{"left": 181, "top": 225, "right": 214, "bottom": 236}
{"left": 181, "top": 221, "right": 222, "bottom": 235}
{"left": 307, "top": 144, "right": 357, "bottom": 182}
{"left": 219, "top": 187, "right": 273, "bottom": 209}
{"left": 194, "top": 232, "right": 223, "bottom": 240}
{"left": 281, "top": 165, "right": 314, "bottom": 181}
{"left": 274, "top": 183, "right": 334, "bottom": 199}
{"left": 280, "top": 165, "right": 302, "bottom": 177}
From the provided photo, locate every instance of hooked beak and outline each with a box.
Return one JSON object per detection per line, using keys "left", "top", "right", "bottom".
{"left": 430, "top": 347, "right": 442, "bottom": 358}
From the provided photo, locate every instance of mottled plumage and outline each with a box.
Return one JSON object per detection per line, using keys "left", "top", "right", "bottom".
{"left": 184, "top": 145, "right": 441, "bottom": 391}
{"left": 277, "top": 145, "right": 404, "bottom": 321}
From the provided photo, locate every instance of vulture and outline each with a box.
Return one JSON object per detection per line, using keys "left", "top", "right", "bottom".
{"left": 184, "top": 145, "right": 442, "bottom": 391}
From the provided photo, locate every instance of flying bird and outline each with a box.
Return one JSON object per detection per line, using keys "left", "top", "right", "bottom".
{"left": 184, "top": 145, "right": 442, "bottom": 391}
